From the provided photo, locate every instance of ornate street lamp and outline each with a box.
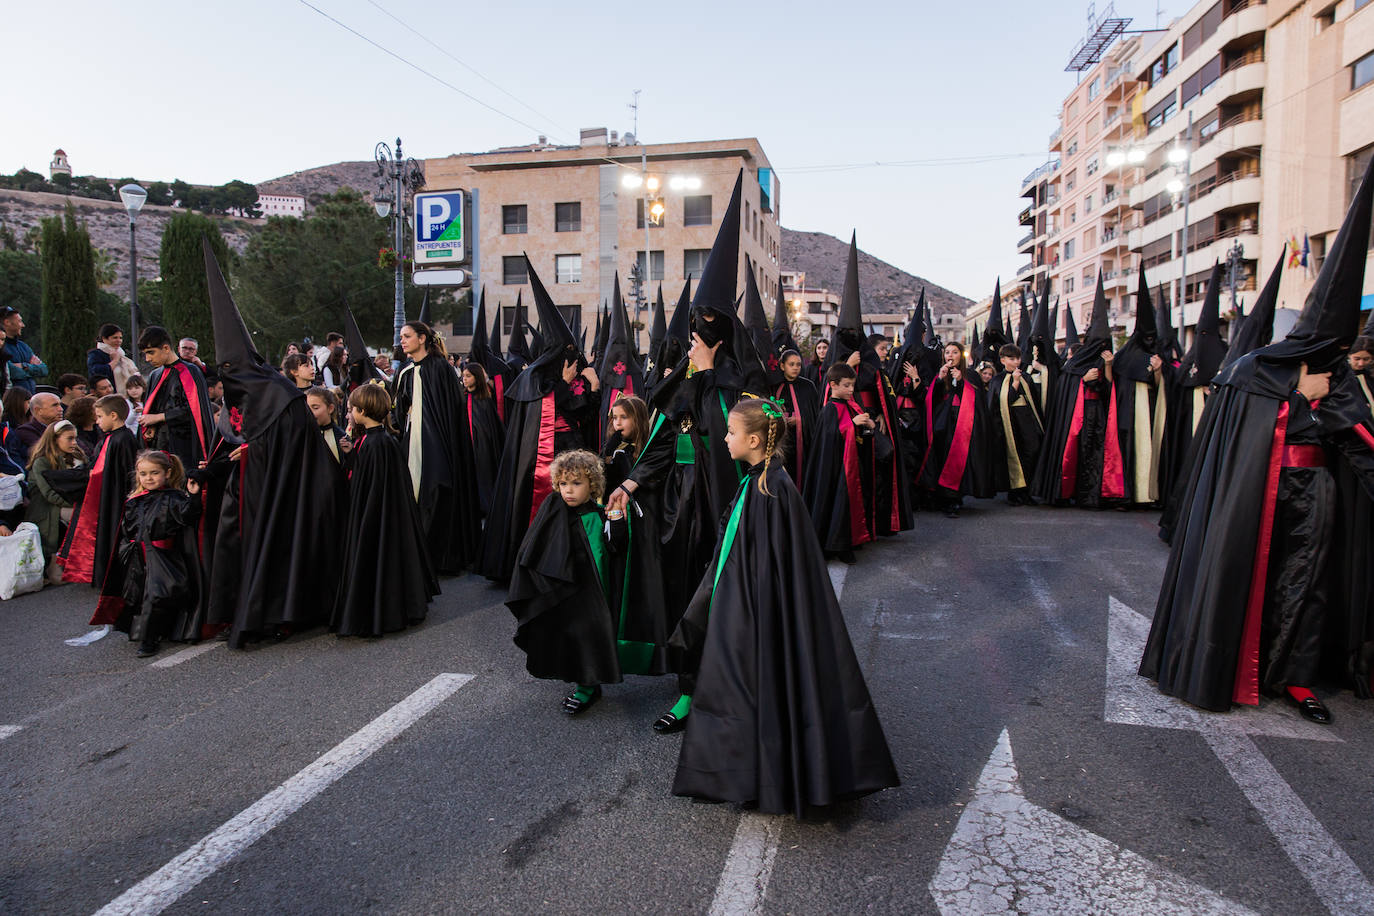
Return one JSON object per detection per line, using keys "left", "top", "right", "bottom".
{"left": 374, "top": 137, "right": 425, "bottom": 356}
{"left": 119, "top": 183, "right": 148, "bottom": 346}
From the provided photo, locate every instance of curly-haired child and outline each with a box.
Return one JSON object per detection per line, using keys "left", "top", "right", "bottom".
{"left": 668, "top": 398, "right": 898, "bottom": 817}
{"left": 506, "top": 448, "right": 626, "bottom": 715}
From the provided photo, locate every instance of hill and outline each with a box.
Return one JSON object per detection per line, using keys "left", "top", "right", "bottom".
{"left": 258, "top": 160, "right": 379, "bottom": 205}
{"left": 780, "top": 228, "right": 970, "bottom": 319}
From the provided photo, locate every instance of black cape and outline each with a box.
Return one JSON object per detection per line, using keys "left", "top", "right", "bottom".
{"left": 143, "top": 359, "right": 213, "bottom": 470}
{"left": 803, "top": 398, "right": 876, "bottom": 553}
{"left": 392, "top": 354, "right": 482, "bottom": 574}
{"left": 669, "top": 463, "right": 899, "bottom": 817}
{"left": 773, "top": 376, "right": 820, "bottom": 488}
{"left": 987, "top": 371, "right": 1044, "bottom": 495}
{"left": 464, "top": 390, "right": 504, "bottom": 519}
{"left": 60, "top": 426, "right": 137, "bottom": 593}
{"left": 113, "top": 487, "right": 204, "bottom": 644}
{"left": 603, "top": 432, "right": 673, "bottom": 675}
{"left": 331, "top": 428, "right": 438, "bottom": 636}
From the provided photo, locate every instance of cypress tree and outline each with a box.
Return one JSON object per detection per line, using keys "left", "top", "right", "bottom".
{"left": 39, "top": 204, "right": 99, "bottom": 377}
{"left": 160, "top": 211, "right": 228, "bottom": 355}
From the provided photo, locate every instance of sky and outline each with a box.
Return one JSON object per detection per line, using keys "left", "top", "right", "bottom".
{"left": 5, "top": 0, "right": 1175, "bottom": 300}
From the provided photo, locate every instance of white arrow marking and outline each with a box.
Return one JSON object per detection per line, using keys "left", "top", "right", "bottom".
{"left": 707, "top": 559, "right": 849, "bottom": 915}
{"left": 93, "top": 673, "right": 474, "bottom": 916}
{"left": 1108, "top": 598, "right": 1373, "bottom": 915}
{"left": 929, "top": 729, "right": 1256, "bottom": 915}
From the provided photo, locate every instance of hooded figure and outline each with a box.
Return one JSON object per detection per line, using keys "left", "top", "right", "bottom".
{"left": 820, "top": 233, "right": 911, "bottom": 532}
{"left": 343, "top": 306, "right": 386, "bottom": 391}
{"left": 771, "top": 282, "right": 799, "bottom": 358}
{"left": 1016, "top": 288, "right": 1033, "bottom": 357}
{"left": 1157, "top": 263, "right": 1227, "bottom": 507}
{"left": 889, "top": 290, "right": 942, "bottom": 506}
{"left": 982, "top": 279, "right": 1008, "bottom": 356}
{"left": 1218, "top": 254, "right": 1283, "bottom": 373}
{"left": 489, "top": 295, "right": 504, "bottom": 368}
{"left": 507, "top": 292, "right": 532, "bottom": 370}
{"left": 465, "top": 289, "right": 509, "bottom": 517}
{"left": 391, "top": 307, "right": 483, "bottom": 576}
{"left": 1141, "top": 155, "right": 1374, "bottom": 723}
{"left": 968, "top": 322, "right": 983, "bottom": 369}
{"left": 476, "top": 256, "right": 597, "bottom": 582}
{"left": 592, "top": 300, "right": 609, "bottom": 364}
{"left": 1031, "top": 276, "right": 1125, "bottom": 508}
{"left": 1028, "top": 284, "right": 1061, "bottom": 416}
{"left": 1157, "top": 285, "right": 1183, "bottom": 365}
{"left": 199, "top": 240, "right": 341, "bottom": 647}
{"left": 597, "top": 275, "right": 644, "bottom": 443}
{"left": 1061, "top": 301, "right": 1080, "bottom": 358}
{"left": 989, "top": 296, "right": 1045, "bottom": 506}
{"left": 646, "top": 286, "right": 667, "bottom": 379}
{"left": 1112, "top": 270, "right": 1172, "bottom": 505}
{"left": 740, "top": 256, "right": 779, "bottom": 390}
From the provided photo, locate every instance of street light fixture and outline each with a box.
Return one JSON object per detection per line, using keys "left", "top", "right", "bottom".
{"left": 118, "top": 183, "right": 147, "bottom": 347}
{"left": 1166, "top": 112, "right": 1195, "bottom": 337}
{"left": 374, "top": 137, "right": 425, "bottom": 357}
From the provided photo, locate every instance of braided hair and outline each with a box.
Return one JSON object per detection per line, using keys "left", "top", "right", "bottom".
{"left": 729, "top": 398, "right": 791, "bottom": 496}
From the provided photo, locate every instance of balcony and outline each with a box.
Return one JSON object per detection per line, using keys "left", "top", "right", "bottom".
{"left": 1049, "top": 126, "right": 1063, "bottom": 151}
{"left": 1021, "top": 159, "right": 1061, "bottom": 191}
{"left": 1199, "top": 113, "right": 1263, "bottom": 157}
{"left": 1214, "top": 0, "right": 1267, "bottom": 51}
{"left": 1017, "top": 231, "right": 1035, "bottom": 253}
{"left": 1016, "top": 261, "right": 1034, "bottom": 279}
{"left": 1211, "top": 57, "right": 1266, "bottom": 108}
{"left": 1019, "top": 205, "right": 1034, "bottom": 226}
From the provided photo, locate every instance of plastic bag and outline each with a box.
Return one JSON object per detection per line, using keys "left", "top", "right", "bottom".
{"left": 0, "top": 522, "right": 46, "bottom": 599}
{"left": 0, "top": 474, "right": 22, "bottom": 512}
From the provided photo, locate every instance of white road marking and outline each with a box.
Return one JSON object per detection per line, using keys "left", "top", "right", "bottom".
{"left": 1019, "top": 561, "right": 1079, "bottom": 647}
{"left": 0, "top": 725, "right": 22, "bottom": 740}
{"left": 92, "top": 673, "right": 474, "bottom": 916}
{"left": 149, "top": 642, "right": 221, "bottom": 669}
{"left": 929, "top": 729, "right": 1255, "bottom": 915}
{"left": 65, "top": 625, "right": 112, "bottom": 647}
{"left": 707, "top": 559, "right": 848, "bottom": 916}
{"left": 1107, "top": 598, "right": 1372, "bottom": 915}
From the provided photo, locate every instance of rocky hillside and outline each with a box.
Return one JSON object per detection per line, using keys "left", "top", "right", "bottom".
{"left": 0, "top": 189, "right": 256, "bottom": 291}
{"left": 780, "top": 228, "right": 970, "bottom": 318}
{"left": 258, "top": 160, "right": 379, "bottom": 206}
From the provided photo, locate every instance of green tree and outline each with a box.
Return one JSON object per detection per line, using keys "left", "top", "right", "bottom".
{"left": 146, "top": 181, "right": 172, "bottom": 206}
{"left": 39, "top": 204, "right": 100, "bottom": 376}
{"left": 0, "top": 250, "right": 42, "bottom": 320}
{"left": 235, "top": 187, "right": 425, "bottom": 358}
{"left": 159, "top": 210, "right": 228, "bottom": 355}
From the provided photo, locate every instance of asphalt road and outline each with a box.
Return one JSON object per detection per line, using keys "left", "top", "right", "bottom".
{"left": 3, "top": 498, "right": 1372, "bottom": 915}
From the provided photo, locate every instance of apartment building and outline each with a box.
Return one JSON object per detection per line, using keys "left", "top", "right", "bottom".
{"left": 423, "top": 130, "right": 781, "bottom": 347}
{"left": 1127, "top": 0, "right": 1374, "bottom": 337}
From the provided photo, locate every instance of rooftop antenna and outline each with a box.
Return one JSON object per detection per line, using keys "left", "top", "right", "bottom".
{"left": 628, "top": 89, "right": 641, "bottom": 144}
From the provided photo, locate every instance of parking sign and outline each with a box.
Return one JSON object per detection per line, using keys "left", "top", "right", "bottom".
{"left": 414, "top": 191, "right": 465, "bottom": 263}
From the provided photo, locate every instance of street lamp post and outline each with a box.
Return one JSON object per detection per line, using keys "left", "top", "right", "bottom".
{"left": 374, "top": 137, "right": 425, "bottom": 358}
{"left": 118, "top": 183, "right": 147, "bottom": 346}
{"left": 1165, "top": 111, "right": 1194, "bottom": 338}
{"left": 1226, "top": 239, "right": 1245, "bottom": 313}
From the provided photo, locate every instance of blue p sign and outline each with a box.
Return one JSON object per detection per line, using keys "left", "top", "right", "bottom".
{"left": 414, "top": 191, "right": 465, "bottom": 262}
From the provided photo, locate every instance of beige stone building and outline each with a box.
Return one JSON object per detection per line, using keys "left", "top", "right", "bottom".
{"left": 422, "top": 130, "right": 781, "bottom": 349}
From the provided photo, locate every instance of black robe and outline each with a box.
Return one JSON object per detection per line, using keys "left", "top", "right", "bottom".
{"left": 1140, "top": 359, "right": 1374, "bottom": 710}
{"left": 987, "top": 371, "right": 1044, "bottom": 497}
{"left": 918, "top": 373, "right": 994, "bottom": 500}
{"left": 393, "top": 355, "right": 482, "bottom": 575}
{"left": 142, "top": 359, "right": 212, "bottom": 470}
{"left": 507, "top": 497, "right": 623, "bottom": 686}
{"left": 463, "top": 391, "right": 504, "bottom": 519}
{"left": 1031, "top": 363, "right": 1125, "bottom": 508}
{"left": 1114, "top": 366, "right": 1172, "bottom": 506}
{"left": 476, "top": 367, "right": 597, "bottom": 582}
{"left": 112, "top": 487, "right": 203, "bottom": 644}
{"left": 669, "top": 463, "right": 899, "bottom": 817}
{"left": 803, "top": 398, "right": 875, "bottom": 554}
{"left": 773, "top": 377, "right": 820, "bottom": 489}
{"left": 331, "top": 428, "right": 438, "bottom": 637}
{"left": 853, "top": 362, "right": 912, "bottom": 534}
{"left": 60, "top": 426, "right": 137, "bottom": 597}
{"left": 1325, "top": 370, "right": 1374, "bottom": 696}
{"left": 603, "top": 432, "right": 672, "bottom": 675}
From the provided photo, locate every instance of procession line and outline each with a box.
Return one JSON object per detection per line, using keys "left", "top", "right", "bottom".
{"left": 92, "top": 673, "right": 475, "bottom": 916}
{"left": 706, "top": 559, "right": 848, "bottom": 916}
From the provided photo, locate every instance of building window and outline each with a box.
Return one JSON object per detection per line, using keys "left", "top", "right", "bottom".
{"left": 1146, "top": 92, "right": 1178, "bottom": 131}
{"left": 1065, "top": 276, "right": 1076, "bottom": 294}
{"left": 635, "top": 250, "right": 665, "bottom": 282}
{"left": 1085, "top": 194, "right": 1094, "bottom": 214}
{"left": 808, "top": 301, "right": 824, "bottom": 315}
{"left": 684, "top": 195, "right": 712, "bottom": 226}
{"left": 1354, "top": 50, "right": 1374, "bottom": 91}
{"left": 1150, "top": 42, "right": 1179, "bottom": 87}
{"left": 684, "top": 248, "right": 710, "bottom": 281}
{"left": 1088, "top": 76, "right": 1102, "bottom": 100}
{"left": 555, "top": 202, "right": 581, "bottom": 232}
{"left": 502, "top": 255, "right": 527, "bottom": 285}
{"left": 637, "top": 198, "right": 665, "bottom": 228}
{"left": 1064, "top": 238, "right": 1076, "bottom": 259}
{"left": 1085, "top": 158, "right": 1099, "bottom": 176}
{"left": 1316, "top": 4, "right": 1337, "bottom": 32}
{"left": 502, "top": 204, "right": 527, "bottom": 235}
{"left": 1067, "top": 138, "right": 1079, "bottom": 157}
{"left": 555, "top": 254, "right": 582, "bottom": 284}
{"left": 557, "top": 305, "right": 582, "bottom": 337}
{"left": 501, "top": 305, "right": 518, "bottom": 335}
{"left": 1357, "top": 0, "right": 1371, "bottom": 10}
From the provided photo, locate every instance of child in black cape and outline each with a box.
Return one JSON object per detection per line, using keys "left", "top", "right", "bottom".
{"left": 460, "top": 362, "right": 505, "bottom": 520}
{"left": 60, "top": 395, "right": 138, "bottom": 597}
{"left": 669, "top": 398, "right": 898, "bottom": 817}
{"left": 506, "top": 449, "right": 626, "bottom": 715}
{"left": 600, "top": 395, "right": 672, "bottom": 676}
{"left": 113, "top": 450, "right": 203, "bottom": 657}
{"left": 331, "top": 384, "right": 437, "bottom": 637}
{"left": 803, "top": 363, "right": 877, "bottom": 561}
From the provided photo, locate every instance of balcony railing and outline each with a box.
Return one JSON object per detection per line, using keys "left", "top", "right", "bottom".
{"left": 1017, "top": 231, "right": 1035, "bottom": 248}
{"left": 1019, "top": 205, "right": 1034, "bottom": 225}
{"left": 1016, "top": 261, "right": 1034, "bottom": 278}
{"left": 1049, "top": 126, "right": 1063, "bottom": 147}
{"left": 1224, "top": 47, "right": 1265, "bottom": 74}
{"left": 1021, "top": 159, "right": 1061, "bottom": 188}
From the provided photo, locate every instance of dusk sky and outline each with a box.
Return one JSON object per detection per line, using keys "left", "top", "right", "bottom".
{"left": 5, "top": 0, "right": 1172, "bottom": 299}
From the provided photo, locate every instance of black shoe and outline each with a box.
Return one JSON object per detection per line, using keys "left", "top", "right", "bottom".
{"left": 562, "top": 686, "right": 601, "bottom": 716}
{"left": 1292, "top": 695, "right": 1332, "bottom": 724}
{"left": 653, "top": 711, "right": 688, "bottom": 733}
{"left": 837, "top": 550, "right": 857, "bottom": 564}
{"left": 136, "top": 640, "right": 161, "bottom": 658}
{"left": 944, "top": 508, "right": 960, "bottom": 519}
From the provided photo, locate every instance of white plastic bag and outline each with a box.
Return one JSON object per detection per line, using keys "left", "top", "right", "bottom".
{"left": 0, "top": 474, "right": 22, "bottom": 512}
{"left": 0, "top": 522, "right": 46, "bottom": 599}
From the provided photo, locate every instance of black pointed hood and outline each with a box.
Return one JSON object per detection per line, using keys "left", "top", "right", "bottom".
{"left": 824, "top": 231, "right": 878, "bottom": 370}
{"left": 741, "top": 256, "right": 778, "bottom": 387}
{"left": 982, "top": 278, "right": 1008, "bottom": 353}
{"left": 1114, "top": 268, "right": 1164, "bottom": 382}
{"left": 1219, "top": 253, "right": 1283, "bottom": 372}
{"left": 507, "top": 291, "right": 532, "bottom": 368}
{"left": 204, "top": 237, "right": 300, "bottom": 439}
{"left": 469, "top": 287, "right": 512, "bottom": 383}
{"left": 505, "top": 259, "right": 582, "bottom": 402}
{"left": 416, "top": 290, "right": 431, "bottom": 327}
{"left": 1063, "top": 299, "right": 1079, "bottom": 354}
{"left": 1064, "top": 275, "right": 1112, "bottom": 375}
{"left": 921, "top": 289, "right": 938, "bottom": 346}
{"left": 1156, "top": 284, "right": 1182, "bottom": 362}
{"left": 1254, "top": 154, "right": 1374, "bottom": 371}
{"left": 1016, "top": 288, "right": 1033, "bottom": 355}
{"left": 526, "top": 320, "right": 547, "bottom": 360}
{"left": 593, "top": 298, "right": 609, "bottom": 362}
{"left": 1175, "top": 262, "right": 1227, "bottom": 388}
{"left": 648, "top": 286, "right": 667, "bottom": 365}
{"left": 488, "top": 289, "right": 501, "bottom": 357}
{"left": 598, "top": 275, "right": 643, "bottom": 392}
{"left": 969, "top": 322, "right": 983, "bottom": 368}
{"left": 1050, "top": 298, "right": 1060, "bottom": 347}
{"left": 771, "top": 282, "right": 799, "bottom": 356}
{"left": 526, "top": 253, "right": 577, "bottom": 353}
{"left": 1030, "top": 285, "right": 1054, "bottom": 365}
{"left": 653, "top": 278, "right": 692, "bottom": 386}
{"left": 690, "top": 170, "right": 743, "bottom": 322}
{"left": 344, "top": 304, "right": 385, "bottom": 388}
